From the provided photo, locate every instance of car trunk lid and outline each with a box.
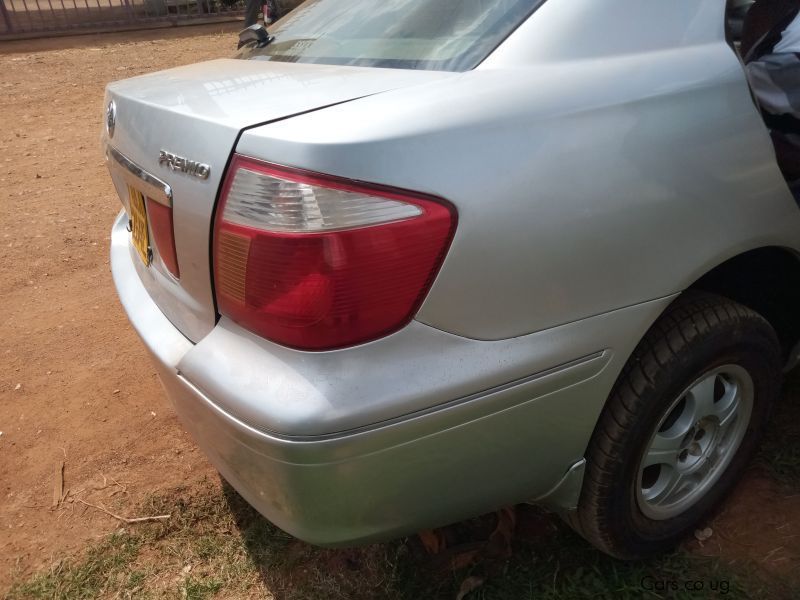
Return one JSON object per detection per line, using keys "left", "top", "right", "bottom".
{"left": 104, "top": 58, "right": 450, "bottom": 342}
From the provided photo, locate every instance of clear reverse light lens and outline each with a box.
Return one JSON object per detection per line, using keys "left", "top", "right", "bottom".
{"left": 222, "top": 167, "right": 422, "bottom": 233}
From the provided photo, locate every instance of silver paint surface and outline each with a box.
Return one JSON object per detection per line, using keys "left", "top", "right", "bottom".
{"left": 105, "top": 0, "right": 800, "bottom": 542}
{"left": 238, "top": 0, "right": 800, "bottom": 340}
{"left": 111, "top": 210, "right": 673, "bottom": 542}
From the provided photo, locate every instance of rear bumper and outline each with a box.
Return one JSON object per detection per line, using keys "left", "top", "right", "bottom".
{"left": 110, "top": 211, "right": 675, "bottom": 544}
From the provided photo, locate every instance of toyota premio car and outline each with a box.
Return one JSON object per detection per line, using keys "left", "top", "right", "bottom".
{"left": 103, "top": 0, "right": 800, "bottom": 559}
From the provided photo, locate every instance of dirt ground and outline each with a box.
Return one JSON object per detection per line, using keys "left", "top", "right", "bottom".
{"left": 0, "top": 24, "right": 239, "bottom": 591}
{"left": 0, "top": 23, "right": 799, "bottom": 596}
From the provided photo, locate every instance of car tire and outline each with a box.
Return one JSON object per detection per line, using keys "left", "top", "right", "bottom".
{"left": 571, "top": 291, "right": 782, "bottom": 559}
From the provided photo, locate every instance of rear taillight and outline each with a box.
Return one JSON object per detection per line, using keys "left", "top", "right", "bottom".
{"left": 212, "top": 155, "right": 456, "bottom": 350}
{"left": 146, "top": 197, "right": 179, "bottom": 278}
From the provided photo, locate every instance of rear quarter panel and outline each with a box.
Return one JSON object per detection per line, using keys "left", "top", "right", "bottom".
{"left": 236, "top": 0, "right": 800, "bottom": 340}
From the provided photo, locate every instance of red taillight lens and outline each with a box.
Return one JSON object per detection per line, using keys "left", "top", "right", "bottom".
{"left": 212, "top": 155, "right": 456, "bottom": 350}
{"left": 146, "top": 197, "right": 179, "bottom": 278}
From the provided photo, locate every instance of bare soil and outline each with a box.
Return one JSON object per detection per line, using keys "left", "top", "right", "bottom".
{"left": 0, "top": 24, "right": 798, "bottom": 595}
{"left": 0, "top": 24, "right": 238, "bottom": 590}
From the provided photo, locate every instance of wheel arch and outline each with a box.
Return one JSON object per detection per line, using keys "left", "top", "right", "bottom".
{"left": 563, "top": 247, "right": 798, "bottom": 517}
{"left": 685, "top": 246, "right": 800, "bottom": 367}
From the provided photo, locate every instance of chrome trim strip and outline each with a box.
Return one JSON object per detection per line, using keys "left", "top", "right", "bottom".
{"left": 106, "top": 145, "right": 173, "bottom": 207}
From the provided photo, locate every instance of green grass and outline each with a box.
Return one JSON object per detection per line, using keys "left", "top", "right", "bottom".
{"left": 6, "top": 534, "right": 141, "bottom": 599}
{"left": 7, "top": 482, "right": 796, "bottom": 600}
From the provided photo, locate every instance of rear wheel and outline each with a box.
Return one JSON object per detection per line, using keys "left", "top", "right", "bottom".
{"left": 572, "top": 292, "right": 781, "bottom": 559}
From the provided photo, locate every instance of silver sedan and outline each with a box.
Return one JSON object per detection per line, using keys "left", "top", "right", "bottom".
{"left": 103, "top": 0, "right": 800, "bottom": 558}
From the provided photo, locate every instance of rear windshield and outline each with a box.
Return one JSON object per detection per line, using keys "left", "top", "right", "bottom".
{"left": 236, "top": 0, "right": 543, "bottom": 72}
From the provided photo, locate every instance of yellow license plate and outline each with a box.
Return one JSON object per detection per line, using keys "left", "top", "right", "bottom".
{"left": 127, "top": 185, "right": 150, "bottom": 266}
